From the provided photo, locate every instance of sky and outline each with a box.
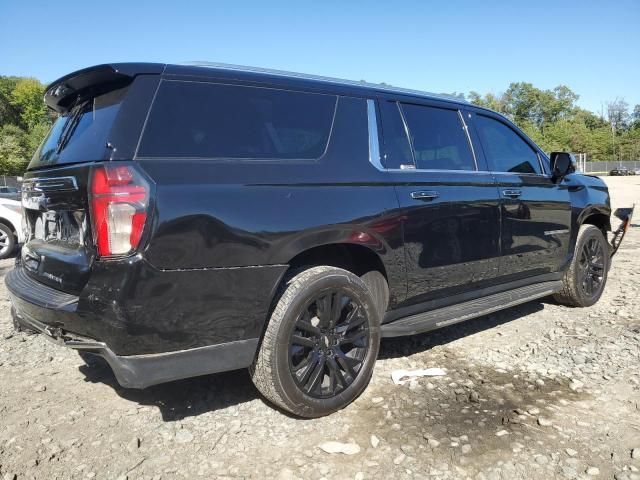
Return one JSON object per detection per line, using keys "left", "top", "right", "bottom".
{"left": 1, "top": 0, "right": 638, "bottom": 114}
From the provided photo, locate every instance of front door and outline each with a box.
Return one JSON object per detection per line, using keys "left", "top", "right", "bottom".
{"left": 469, "top": 112, "right": 572, "bottom": 281}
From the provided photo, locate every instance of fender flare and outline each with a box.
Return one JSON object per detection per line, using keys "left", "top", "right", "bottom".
{"left": 577, "top": 205, "right": 611, "bottom": 232}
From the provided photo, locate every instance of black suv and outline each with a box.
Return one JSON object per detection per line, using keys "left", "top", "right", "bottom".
{"left": 7, "top": 63, "right": 632, "bottom": 418}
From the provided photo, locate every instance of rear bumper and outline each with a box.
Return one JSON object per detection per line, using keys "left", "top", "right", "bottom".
{"left": 5, "top": 259, "right": 286, "bottom": 356}
{"left": 11, "top": 308, "right": 258, "bottom": 389}
{"left": 5, "top": 262, "right": 282, "bottom": 388}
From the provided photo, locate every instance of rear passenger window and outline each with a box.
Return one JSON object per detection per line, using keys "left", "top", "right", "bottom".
{"left": 138, "top": 81, "right": 336, "bottom": 160}
{"left": 379, "top": 101, "right": 413, "bottom": 169}
{"left": 475, "top": 115, "right": 541, "bottom": 174}
{"left": 400, "top": 104, "right": 475, "bottom": 171}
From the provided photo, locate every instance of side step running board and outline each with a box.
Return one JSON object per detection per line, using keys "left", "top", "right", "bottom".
{"left": 380, "top": 281, "right": 562, "bottom": 338}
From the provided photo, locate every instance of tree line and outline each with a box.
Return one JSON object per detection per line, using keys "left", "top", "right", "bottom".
{"left": 461, "top": 83, "right": 640, "bottom": 163}
{"left": 1, "top": 75, "right": 639, "bottom": 176}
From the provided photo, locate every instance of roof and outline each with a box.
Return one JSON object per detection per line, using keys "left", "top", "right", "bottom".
{"left": 169, "top": 62, "right": 469, "bottom": 105}
{"left": 45, "top": 62, "right": 469, "bottom": 113}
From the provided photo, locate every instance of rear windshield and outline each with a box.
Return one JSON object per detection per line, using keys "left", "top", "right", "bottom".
{"left": 28, "top": 86, "right": 128, "bottom": 169}
{"left": 137, "top": 81, "right": 337, "bottom": 160}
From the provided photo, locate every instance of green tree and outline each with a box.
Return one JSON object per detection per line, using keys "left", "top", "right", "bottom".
{"left": 0, "top": 76, "right": 22, "bottom": 127}
{"left": 0, "top": 124, "right": 29, "bottom": 175}
{"left": 10, "top": 78, "right": 48, "bottom": 129}
{"left": 0, "top": 76, "right": 52, "bottom": 175}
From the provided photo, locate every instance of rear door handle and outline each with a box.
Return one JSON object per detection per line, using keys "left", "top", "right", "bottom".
{"left": 502, "top": 189, "right": 522, "bottom": 198}
{"left": 411, "top": 190, "right": 440, "bottom": 201}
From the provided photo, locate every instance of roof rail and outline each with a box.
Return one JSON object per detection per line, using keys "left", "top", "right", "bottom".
{"left": 179, "top": 61, "right": 467, "bottom": 104}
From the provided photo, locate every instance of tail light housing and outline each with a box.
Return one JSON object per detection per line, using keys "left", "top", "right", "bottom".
{"left": 90, "top": 164, "right": 150, "bottom": 257}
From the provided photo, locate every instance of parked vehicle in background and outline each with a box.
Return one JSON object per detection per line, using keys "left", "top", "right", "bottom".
{"left": 609, "top": 167, "right": 630, "bottom": 176}
{"left": 0, "top": 198, "right": 24, "bottom": 259}
{"left": 0, "top": 186, "right": 21, "bottom": 200}
{"left": 6, "top": 63, "right": 634, "bottom": 418}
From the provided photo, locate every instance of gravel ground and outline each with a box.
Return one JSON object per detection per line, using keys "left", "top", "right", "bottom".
{"left": 1, "top": 176, "right": 639, "bottom": 480}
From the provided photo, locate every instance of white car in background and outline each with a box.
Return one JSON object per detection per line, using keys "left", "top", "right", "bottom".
{"left": 0, "top": 198, "right": 24, "bottom": 259}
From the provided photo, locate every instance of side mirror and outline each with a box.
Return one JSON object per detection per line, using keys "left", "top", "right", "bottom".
{"left": 549, "top": 152, "right": 576, "bottom": 182}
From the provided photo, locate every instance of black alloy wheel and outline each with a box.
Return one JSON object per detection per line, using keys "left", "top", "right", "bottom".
{"left": 578, "top": 236, "right": 605, "bottom": 298}
{"left": 288, "top": 289, "right": 369, "bottom": 398}
{"left": 250, "top": 266, "right": 382, "bottom": 418}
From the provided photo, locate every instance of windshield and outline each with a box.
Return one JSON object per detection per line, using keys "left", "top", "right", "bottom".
{"left": 29, "top": 86, "right": 128, "bottom": 170}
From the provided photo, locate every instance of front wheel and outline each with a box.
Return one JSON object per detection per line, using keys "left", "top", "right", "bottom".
{"left": 250, "top": 266, "right": 381, "bottom": 418}
{"left": 554, "top": 225, "right": 610, "bottom": 307}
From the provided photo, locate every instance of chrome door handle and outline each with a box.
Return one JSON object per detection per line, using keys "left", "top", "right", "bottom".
{"left": 411, "top": 190, "right": 440, "bottom": 201}
{"left": 502, "top": 189, "right": 522, "bottom": 198}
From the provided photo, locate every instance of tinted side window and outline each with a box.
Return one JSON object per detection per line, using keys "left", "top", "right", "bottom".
{"left": 379, "top": 101, "right": 413, "bottom": 169}
{"left": 138, "top": 81, "right": 337, "bottom": 160}
{"left": 475, "top": 115, "right": 541, "bottom": 174}
{"left": 400, "top": 104, "right": 475, "bottom": 171}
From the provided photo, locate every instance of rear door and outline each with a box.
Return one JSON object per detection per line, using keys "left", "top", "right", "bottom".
{"left": 469, "top": 111, "right": 572, "bottom": 281}
{"left": 378, "top": 99, "right": 502, "bottom": 306}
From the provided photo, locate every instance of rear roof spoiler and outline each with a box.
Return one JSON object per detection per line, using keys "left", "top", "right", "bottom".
{"left": 44, "top": 63, "right": 165, "bottom": 113}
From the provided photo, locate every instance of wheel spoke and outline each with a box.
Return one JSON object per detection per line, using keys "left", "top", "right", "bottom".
{"left": 297, "top": 320, "right": 321, "bottom": 336}
{"left": 316, "top": 295, "right": 332, "bottom": 328}
{"left": 326, "top": 356, "right": 347, "bottom": 390}
{"left": 293, "top": 351, "right": 314, "bottom": 373}
{"left": 304, "top": 355, "right": 326, "bottom": 394}
{"left": 291, "top": 335, "right": 315, "bottom": 348}
{"left": 339, "top": 330, "right": 367, "bottom": 347}
{"left": 335, "top": 349, "right": 362, "bottom": 379}
{"left": 345, "top": 306, "right": 365, "bottom": 330}
{"left": 298, "top": 354, "right": 319, "bottom": 385}
{"left": 329, "top": 291, "right": 344, "bottom": 328}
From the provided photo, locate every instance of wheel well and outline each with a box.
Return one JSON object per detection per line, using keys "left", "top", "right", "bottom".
{"left": 582, "top": 213, "right": 611, "bottom": 235}
{"left": 287, "top": 243, "right": 388, "bottom": 281}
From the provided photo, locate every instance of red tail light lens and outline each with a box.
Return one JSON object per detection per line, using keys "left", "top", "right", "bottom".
{"left": 90, "top": 164, "right": 150, "bottom": 257}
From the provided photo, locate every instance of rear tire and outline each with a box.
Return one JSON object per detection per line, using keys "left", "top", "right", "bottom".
{"left": 554, "top": 225, "right": 610, "bottom": 307}
{"left": 250, "top": 266, "right": 381, "bottom": 418}
{"left": 0, "top": 223, "right": 16, "bottom": 259}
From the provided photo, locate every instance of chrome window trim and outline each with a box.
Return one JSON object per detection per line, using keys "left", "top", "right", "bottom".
{"left": 494, "top": 171, "right": 554, "bottom": 179}
{"left": 384, "top": 168, "right": 492, "bottom": 174}
{"left": 457, "top": 110, "right": 479, "bottom": 171}
{"left": 366, "top": 99, "right": 384, "bottom": 171}
{"left": 396, "top": 102, "right": 417, "bottom": 169}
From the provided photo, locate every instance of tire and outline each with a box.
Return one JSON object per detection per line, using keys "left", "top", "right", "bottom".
{"left": 0, "top": 223, "right": 16, "bottom": 259}
{"left": 360, "top": 270, "right": 389, "bottom": 320}
{"left": 250, "top": 266, "right": 381, "bottom": 418}
{"left": 554, "top": 224, "right": 610, "bottom": 307}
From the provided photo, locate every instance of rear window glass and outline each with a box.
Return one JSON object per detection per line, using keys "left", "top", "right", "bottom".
{"left": 138, "top": 81, "right": 337, "bottom": 160}
{"left": 29, "top": 87, "right": 128, "bottom": 169}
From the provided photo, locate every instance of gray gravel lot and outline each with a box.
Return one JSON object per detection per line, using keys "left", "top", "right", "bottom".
{"left": 1, "top": 176, "right": 639, "bottom": 480}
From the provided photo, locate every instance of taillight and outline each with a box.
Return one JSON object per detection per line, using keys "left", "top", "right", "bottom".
{"left": 90, "top": 164, "right": 150, "bottom": 257}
